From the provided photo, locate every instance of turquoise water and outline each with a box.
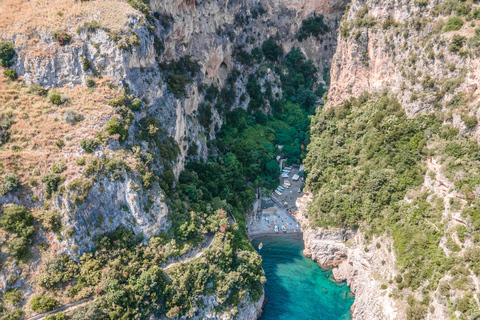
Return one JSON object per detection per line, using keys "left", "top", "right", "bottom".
{"left": 252, "top": 235, "right": 354, "bottom": 320}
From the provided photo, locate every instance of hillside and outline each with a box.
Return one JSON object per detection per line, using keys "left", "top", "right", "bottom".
{"left": 302, "top": 0, "right": 480, "bottom": 319}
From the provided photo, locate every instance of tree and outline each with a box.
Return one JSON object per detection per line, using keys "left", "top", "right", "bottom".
{"left": 0, "top": 205, "right": 34, "bottom": 238}
{"left": 262, "top": 37, "right": 282, "bottom": 62}
{"left": 0, "top": 41, "right": 15, "bottom": 67}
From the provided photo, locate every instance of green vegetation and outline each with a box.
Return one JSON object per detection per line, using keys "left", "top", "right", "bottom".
{"left": 37, "top": 222, "right": 263, "bottom": 319}
{"left": 261, "top": 37, "right": 282, "bottom": 62}
{"left": 80, "top": 139, "right": 99, "bottom": 153}
{"left": 449, "top": 34, "right": 466, "bottom": 53}
{"left": 3, "top": 69, "right": 17, "bottom": 80}
{"left": 105, "top": 117, "right": 128, "bottom": 140}
{"left": 0, "top": 41, "right": 15, "bottom": 67}
{"left": 297, "top": 16, "right": 328, "bottom": 41}
{"left": 41, "top": 173, "right": 63, "bottom": 195}
{"left": 0, "top": 111, "right": 14, "bottom": 145}
{"left": 1, "top": 173, "right": 20, "bottom": 194}
{"left": 52, "top": 161, "right": 67, "bottom": 174}
{"left": 0, "top": 205, "right": 35, "bottom": 260}
{"left": 213, "top": 48, "right": 319, "bottom": 189}
{"left": 30, "top": 295, "right": 59, "bottom": 312}
{"left": 461, "top": 113, "right": 478, "bottom": 129}
{"left": 305, "top": 92, "right": 480, "bottom": 315}
{"left": 49, "top": 93, "right": 63, "bottom": 105}
{"left": 445, "top": 16, "right": 464, "bottom": 31}
{"left": 160, "top": 55, "right": 201, "bottom": 98}
{"left": 354, "top": 5, "right": 376, "bottom": 28}
{"left": 53, "top": 30, "right": 73, "bottom": 45}
{"left": 3, "top": 289, "right": 21, "bottom": 306}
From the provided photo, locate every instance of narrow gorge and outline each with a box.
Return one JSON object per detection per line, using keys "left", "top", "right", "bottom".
{"left": 2, "top": 0, "right": 480, "bottom": 319}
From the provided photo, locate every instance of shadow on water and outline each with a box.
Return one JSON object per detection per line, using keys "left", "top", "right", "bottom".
{"left": 251, "top": 234, "right": 353, "bottom": 320}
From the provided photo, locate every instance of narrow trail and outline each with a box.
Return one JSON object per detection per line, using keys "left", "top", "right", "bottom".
{"left": 162, "top": 234, "right": 214, "bottom": 270}
{"left": 26, "top": 297, "right": 93, "bottom": 320}
{"left": 26, "top": 235, "right": 215, "bottom": 319}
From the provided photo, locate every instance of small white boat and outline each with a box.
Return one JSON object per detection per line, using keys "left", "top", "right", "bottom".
{"left": 258, "top": 243, "right": 263, "bottom": 250}
{"left": 282, "top": 225, "right": 286, "bottom": 233}
{"left": 274, "top": 225, "right": 279, "bottom": 233}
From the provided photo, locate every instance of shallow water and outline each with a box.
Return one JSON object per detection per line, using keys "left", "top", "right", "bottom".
{"left": 252, "top": 234, "right": 354, "bottom": 320}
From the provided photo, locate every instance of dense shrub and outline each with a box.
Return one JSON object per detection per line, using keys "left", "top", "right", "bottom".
{"left": 130, "top": 98, "right": 142, "bottom": 111}
{"left": 30, "top": 295, "right": 59, "bottom": 312}
{"left": 262, "top": 37, "right": 282, "bottom": 62}
{"left": 461, "top": 113, "right": 477, "bottom": 129}
{"left": 85, "top": 77, "right": 96, "bottom": 88}
{"left": 45, "top": 313, "right": 65, "bottom": 320}
{"left": 0, "top": 41, "right": 15, "bottom": 67}
{"left": 7, "top": 237, "right": 30, "bottom": 259}
{"left": 2, "top": 172, "right": 20, "bottom": 192}
{"left": 3, "top": 289, "right": 21, "bottom": 306}
{"left": 52, "top": 161, "right": 67, "bottom": 173}
{"left": 80, "top": 139, "right": 99, "bottom": 153}
{"left": 52, "top": 30, "right": 72, "bottom": 45}
{"left": 63, "top": 110, "right": 84, "bottom": 124}
{"left": 81, "top": 56, "right": 91, "bottom": 71}
{"left": 29, "top": 84, "right": 48, "bottom": 96}
{"left": 449, "top": 34, "right": 466, "bottom": 53}
{"left": 445, "top": 16, "right": 464, "bottom": 31}
{"left": 105, "top": 117, "right": 128, "bottom": 140}
{"left": 67, "top": 178, "right": 93, "bottom": 204}
{"left": 49, "top": 93, "right": 63, "bottom": 105}
{"left": 297, "top": 16, "right": 328, "bottom": 41}
{"left": 161, "top": 55, "right": 201, "bottom": 98}
{"left": 40, "top": 211, "right": 62, "bottom": 232}
{"left": 0, "top": 111, "right": 14, "bottom": 145}
{"left": 41, "top": 173, "right": 62, "bottom": 194}
{"left": 3, "top": 69, "right": 17, "bottom": 80}
{"left": 0, "top": 205, "right": 34, "bottom": 238}
{"left": 197, "top": 103, "right": 213, "bottom": 132}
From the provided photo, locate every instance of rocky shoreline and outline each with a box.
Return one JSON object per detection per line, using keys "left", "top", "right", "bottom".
{"left": 295, "top": 194, "right": 402, "bottom": 320}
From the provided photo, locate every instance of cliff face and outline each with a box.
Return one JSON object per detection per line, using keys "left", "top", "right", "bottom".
{"left": 302, "top": 226, "right": 401, "bottom": 320}
{"left": 329, "top": 0, "right": 480, "bottom": 121}
{"left": 296, "top": 194, "right": 403, "bottom": 320}
{"left": 300, "top": 0, "right": 480, "bottom": 318}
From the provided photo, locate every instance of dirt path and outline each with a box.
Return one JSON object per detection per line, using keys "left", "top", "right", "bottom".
{"left": 162, "top": 234, "right": 214, "bottom": 270}
{"left": 26, "top": 235, "right": 215, "bottom": 319}
{"left": 26, "top": 297, "right": 93, "bottom": 320}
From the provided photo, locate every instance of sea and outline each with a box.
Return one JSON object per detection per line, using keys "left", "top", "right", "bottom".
{"left": 251, "top": 234, "right": 354, "bottom": 320}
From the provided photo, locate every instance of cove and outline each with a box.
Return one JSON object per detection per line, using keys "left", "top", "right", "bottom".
{"left": 251, "top": 234, "right": 354, "bottom": 320}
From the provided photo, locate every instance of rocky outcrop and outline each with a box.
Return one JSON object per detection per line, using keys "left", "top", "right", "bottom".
{"left": 54, "top": 174, "right": 169, "bottom": 255}
{"left": 157, "top": 292, "right": 265, "bottom": 320}
{"left": 295, "top": 194, "right": 401, "bottom": 320}
{"left": 302, "top": 227, "right": 350, "bottom": 267}
{"left": 302, "top": 226, "right": 401, "bottom": 320}
{"left": 328, "top": 0, "right": 480, "bottom": 129}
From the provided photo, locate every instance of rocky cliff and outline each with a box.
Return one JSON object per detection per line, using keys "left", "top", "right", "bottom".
{"left": 299, "top": 0, "right": 480, "bottom": 318}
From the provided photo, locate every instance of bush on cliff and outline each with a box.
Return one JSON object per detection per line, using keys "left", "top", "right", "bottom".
{"left": 0, "top": 41, "right": 15, "bottom": 67}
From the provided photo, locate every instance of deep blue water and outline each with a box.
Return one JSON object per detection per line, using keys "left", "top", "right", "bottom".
{"left": 252, "top": 235, "right": 354, "bottom": 320}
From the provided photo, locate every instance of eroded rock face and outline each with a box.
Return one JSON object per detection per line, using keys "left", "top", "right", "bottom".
{"left": 303, "top": 227, "right": 350, "bottom": 267}
{"left": 54, "top": 174, "right": 169, "bottom": 255}
{"left": 295, "top": 193, "right": 401, "bottom": 320}
{"left": 302, "top": 227, "right": 401, "bottom": 320}
{"left": 328, "top": 0, "right": 480, "bottom": 126}
{"left": 156, "top": 291, "right": 265, "bottom": 320}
